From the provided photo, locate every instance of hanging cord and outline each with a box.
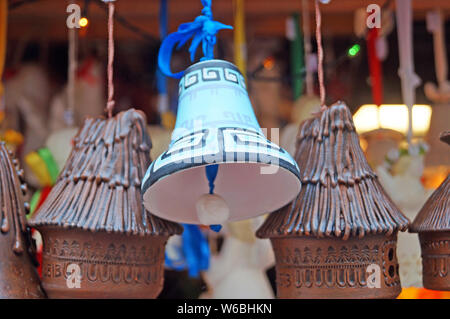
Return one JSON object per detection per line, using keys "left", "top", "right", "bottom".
{"left": 158, "top": 0, "right": 232, "bottom": 79}
{"left": 66, "top": 2, "right": 77, "bottom": 126}
{"left": 315, "top": 0, "right": 326, "bottom": 109}
{"left": 105, "top": 0, "right": 115, "bottom": 118}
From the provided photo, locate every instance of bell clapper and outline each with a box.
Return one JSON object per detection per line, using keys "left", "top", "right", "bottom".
{"left": 196, "top": 193, "right": 230, "bottom": 226}
{"left": 196, "top": 164, "right": 230, "bottom": 228}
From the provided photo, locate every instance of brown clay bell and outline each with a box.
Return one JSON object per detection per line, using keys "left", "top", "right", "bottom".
{"left": 410, "top": 132, "right": 450, "bottom": 291}
{"left": 29, "top": 109, "right": 182, "bottom": 298}
{"left": 0, "top": 143, "right": 45, "bottom": 298}
{"left": 257, "top": 102, "right": 409, "bottom": 299}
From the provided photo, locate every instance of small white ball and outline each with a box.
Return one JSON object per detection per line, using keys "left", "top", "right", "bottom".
{"left": 196, "top": 193, "right": 230, "bottom": 225}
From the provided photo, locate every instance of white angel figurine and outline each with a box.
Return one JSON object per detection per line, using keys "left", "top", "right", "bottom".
{"left": 376, "top": 142, "right": 434, "bottom": 287}
{"left": 201, "top": 217, "right": 275, "bottom": 299}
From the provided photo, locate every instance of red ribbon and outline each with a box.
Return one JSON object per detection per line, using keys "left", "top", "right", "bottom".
{"left": 366, "top": 28, "right": 383, "bottom": 105}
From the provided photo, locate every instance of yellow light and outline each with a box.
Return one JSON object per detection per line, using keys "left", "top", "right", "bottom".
{"left": 353, "top": 104, "right": 432, "bottom": 137}
{"left": 379, "top": 104, "right": 409, "bottom": 134}
{"left": 353, "top": 104, "right": 380, "bottom": 134}
{"left": 412, "top": 104, "right": 432, "bottom": 137}
{"left": 79, "top": 17, "right": 89, "bottom": 28}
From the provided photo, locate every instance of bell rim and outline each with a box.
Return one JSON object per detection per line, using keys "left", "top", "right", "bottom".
{"left": 142, "top": 157, "right": 301, "bottom": 196}
{"left": 141, "top": 160, "right": 301, "bottom": 224}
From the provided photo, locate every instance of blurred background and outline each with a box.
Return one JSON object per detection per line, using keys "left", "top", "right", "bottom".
{"left": 1, "top": 0, "right": 449, "bottom": 299}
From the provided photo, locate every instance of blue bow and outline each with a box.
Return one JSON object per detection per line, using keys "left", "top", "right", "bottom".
{"left": 158, "top": 0, "right": 233, "bottom": 79}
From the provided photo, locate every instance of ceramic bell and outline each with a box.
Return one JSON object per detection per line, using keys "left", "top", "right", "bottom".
{"left": 142, "top": 59, "right": 301, "bottom": 225}
{"left": 257, "top": 102, "right": 409, "bottom": 299}
{"left": 29, "top": 109, "right": 182, "bottom": 298}
{"left": 410, "top": 131, "right": 450, "bottom": 291}
{"left": 0, "top": 143, "right": 45, "bottom": 298}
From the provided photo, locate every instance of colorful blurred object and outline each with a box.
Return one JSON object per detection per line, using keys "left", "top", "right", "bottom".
{"left": 26, "top": 148, "right": 61, "bottom": 278}
{"left": 1, "top": 129, "right": 24, "bottom": 146}
{"left": 398, "top": 287, "right": 450, "bottom": 299}
{"left": 25, "top": 152, "right": 52, "bottom": 187}
{"left": 423, "top": 165, "right": 450, "bottom": 189}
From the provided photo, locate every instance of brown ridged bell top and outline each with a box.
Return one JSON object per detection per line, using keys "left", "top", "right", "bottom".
{"left": 411, "top": 133, "right": 449, "bottom": 234}
{"left": 29, "top": 109, "right": 182, "bottom": 237}
{"left": 410, "top": 175, "right": 449, "bottom": 233}
{"left": 0, "top": 143, "right": 29, "bottom": 254}
{"left": 257, "top": 102, "right": 409, "bottom": 240}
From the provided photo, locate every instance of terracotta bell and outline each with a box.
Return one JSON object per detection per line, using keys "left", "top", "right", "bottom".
{"left": 29, "top": 109, "right": 182, "bottom": 298}
{"left": 410, "top": 131, "right": 449, "bottom": 291}
{"left": 257, "top": 102, "right": 409, "bottom": 299}
{"left": 0, "top": 143, "right": 45, "bottom": 298}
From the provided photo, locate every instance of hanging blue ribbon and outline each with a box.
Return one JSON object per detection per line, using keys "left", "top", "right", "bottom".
{"left": 158, "top": 0, "right": 232, "bottom": 79}
{"left": 206, "top": 164, "right": 222, "bottom": 232}
{"left": 206, "top": 164, "right": 218, "bottom": 194}
{"left": 165, "top": 224, "right": 210, "bottom": 278}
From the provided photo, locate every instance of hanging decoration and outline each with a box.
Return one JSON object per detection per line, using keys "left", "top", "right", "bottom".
{"left": 366, "top": 27, "right": 383, "bottom": 105}
{"left": 155, "top": 0, "right": 212, "bottom": 276}
{"left": 29, "top": 0, "right": 182, "bottom": 299}
{"left": 0, "top": 142, "right": 45, "bottom": 298}
{"left": 233, "top": 0, "right": 246, "bottom": 81}
{"left": 286, "top": 13, "right": 304, "bottom": 100}
{"left": 257, "top": 0, "right": 409, "bottom": 299}
{"left": 45, "top": 0, "right": 91, "bottom": 178}
{"left": 424, "top": 10, "right": 450, "bottom": 103}
{"left": 66, "top": 6, "right": 76, "bottom": 127}
{"left": 280, "top": 0, "right": 320, "bottom": 157}
{"left": 395, "top": 0, "right": 421, "bottom": 144}
{"left": 142, "top": 0, "right": 301, "bottom": 227}
{"left": 410, "top": 132, "right": 450, "bottom": 291}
